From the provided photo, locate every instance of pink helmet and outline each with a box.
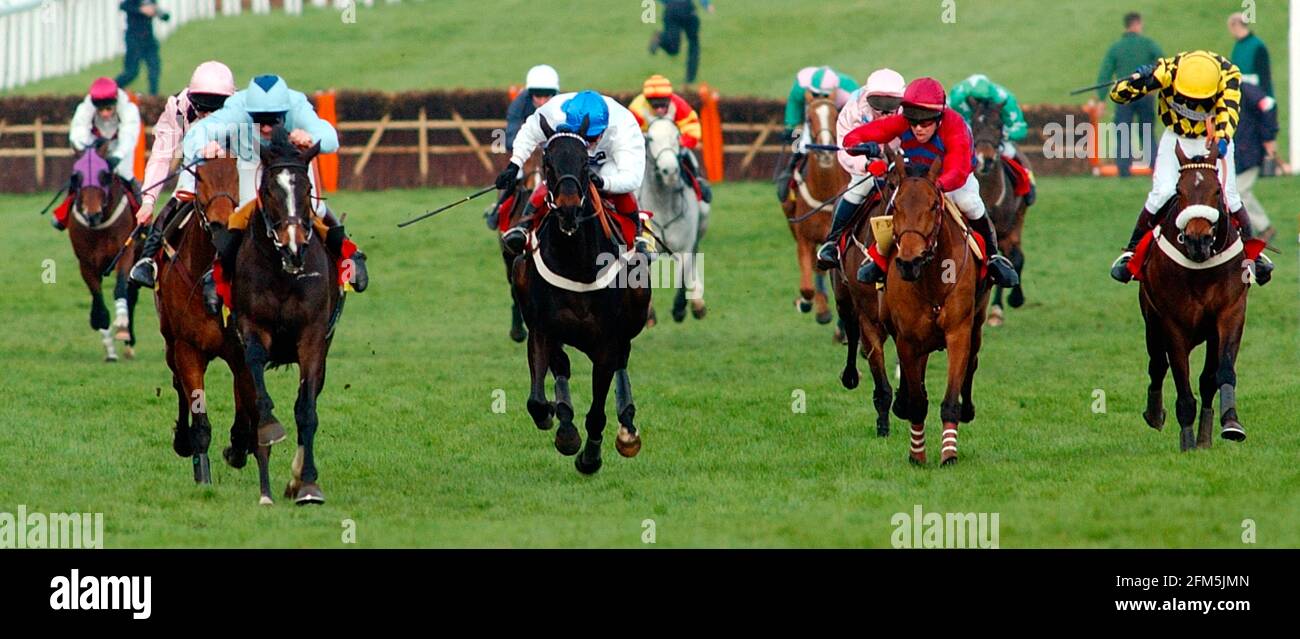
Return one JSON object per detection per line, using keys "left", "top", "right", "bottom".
{"left": 89, "top": 77, "right": 118, "bottom": 102}
{"left": 188, "top": 61, "right": 236, "bottom": 96}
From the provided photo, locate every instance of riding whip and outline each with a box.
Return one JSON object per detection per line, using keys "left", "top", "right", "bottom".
{"left": 398, "top": 185, "right": 497, "bottom": 228}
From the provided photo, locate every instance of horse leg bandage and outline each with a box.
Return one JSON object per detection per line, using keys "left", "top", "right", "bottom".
{"left": 553, "top": 376, "right": 573, "bottom": 422}
{"left": 614, "top": 369, "right": 634, "bottom": 423}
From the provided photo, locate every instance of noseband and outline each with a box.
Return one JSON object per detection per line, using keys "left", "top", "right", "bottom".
{"left": 1175, "top": 161, "right": 1225, "bottom": 246}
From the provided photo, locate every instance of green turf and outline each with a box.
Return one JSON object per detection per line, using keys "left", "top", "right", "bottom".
{"left": 13, "top": 0, "right": 1287, "bottom": 110}
{"left": 1, "top": 174, "right": 1297, "bottom": 548}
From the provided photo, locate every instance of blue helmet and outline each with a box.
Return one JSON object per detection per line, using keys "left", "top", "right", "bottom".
{"left": 245, "top": 74, "right": 291, "bottom": 115}
{"left": 560, "top": 90, "right": 609, "bottom": 137}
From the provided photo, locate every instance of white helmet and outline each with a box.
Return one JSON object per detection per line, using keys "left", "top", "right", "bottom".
{"left": 525, "top": 65, "right": 560, "bottom": 93}
{"left": 865, "top": 68, "right": 905, "bottom": 97}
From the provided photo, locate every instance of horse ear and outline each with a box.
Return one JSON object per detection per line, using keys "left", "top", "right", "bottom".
{"left": 1174, "top": 140, "right": 1188, "bottom": 165}
{"left": 300, "top": 141, "right": 322, "bottom": 165}
{"left": 259, "top": 138, "right": 276, "bottom": 166}
{"left": 539, "top": 116, "right": 554, "bottom": 139}
{"left": 68, "top": 173, "right": 82, "bottom": 191}
{"left": 886, "top": 145, "right": 906, "bottom": 181}
{"left": 99, "top": 170, "right": 112, "bottom": 187}
{"left": 579, "top": 115, "right": 590, "bottom": 137}
{"left": 927, "top": 156, "right": 944, "bottom": 182}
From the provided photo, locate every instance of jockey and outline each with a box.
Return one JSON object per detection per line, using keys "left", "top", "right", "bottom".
{"left": 774, "top": 66, "right": 859, "bottom": 203}
{"left": 1108, "top": 50, "right": 1271, "bottom": 285}
{"left": 128, "top": 61, "right": 237, "bottom": 288}
{"left": 497, "top": 90, "right": 650, "bottom": 255}
{"left": 627, "top": 74, "right": 712, "bottom": 204}
{"left": 55, "top": 78, "right": 142, "bottom": 230}
{"left": 815, "top": 68, "right": 905, "bottom": 270}
{"left": 487, "top": 64, "right": 560, "bottom": 230}
{"left": 183, "top": 74, "right": 368, "bottom": 314}
{"left": 948, "top": 73, "right": 1037, "bottom": 206}
{"left": 843, "top": 77, "right": 1020, "bottom": 287}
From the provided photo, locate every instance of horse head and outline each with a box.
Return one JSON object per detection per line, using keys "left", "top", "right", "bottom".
{"left": 71, "top": 145, "right": 114, "bottom": 224}
{"left": 257, "top": 127, "right": 320, "bottom": 274}
{"left": 1173, "top": 140, "right": 1224, "bottom": 263}
{"left": 805, "top": 94, "right": 838, "bottom": 169}
{"left": 646, "top": 117, "right": 682, "bottom": 188}
{"left": 885, "top": 145, "right": 946, "bottom": 282}
{"left": 194, "top": 158, "right": 241, "bottom": 228}
{"left": 969, "top": 98, "right": 1004, "bottom": 177}
{"left": 539, "top": 115, "right": 593, "bottom": 236}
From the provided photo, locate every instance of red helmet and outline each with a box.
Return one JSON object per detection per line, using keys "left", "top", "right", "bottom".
{"left": 900, "top": 77, "right": 946, "bottom": 121}
{"left": 89, "top": 77, "right": 118, "bottom": 106}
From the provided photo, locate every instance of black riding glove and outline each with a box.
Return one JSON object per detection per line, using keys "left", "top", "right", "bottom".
{"left": 495, "top": 162, "right": 520, "bottom": 191}
{"left": 107, "top": 156, "right": 122, "bottom": 169}
{"left": 588, "top": 168, "right": 605, "bottom": 191}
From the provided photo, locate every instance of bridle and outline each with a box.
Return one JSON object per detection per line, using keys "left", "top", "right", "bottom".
{"left": 1174, "top": 160, "right": 1226, "bottom": 248}
{"left": 541, "top": 131, "right": 601, "bottom": 235}
{"left": 258, "top": 160, "right": 316, "bottom": 271}
{"left": 888, "top": 177, "right": 945, "bottom": 267}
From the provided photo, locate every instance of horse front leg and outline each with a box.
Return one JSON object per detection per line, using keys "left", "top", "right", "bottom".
{"left": 613, "top": 343, "right": 642, "bottom": 459}
{"left": 863, "top": 321, "right": 893, "bottom": 438}
{"left": 243, "top": 333, "right": 287, "bottom": 447}
{"left": 1216, "top": 305, "right": 1247, "bottom": 442}
{"left": 1165, "top": 335, "right": 1198, "bottom": 452}
{"left": 550, "top": 346, "right": 580, "bottom": 456}
{"left": 80, "top": 262, "right": 116, "bottom": 361}
{"left": 221, "top": 349, "right": 259, "bottom": 471}
{"left": 171, "top": 341, "right": 213, "bottom": 484}
{"left": 1141, "top": 306, "right": 1169, "bottom": 431}
{"left": 795, "top": 239, "right": 815, "bottom": 313}
{"left": 896, "top": 340, "right": 930, "bottom": 465}
{"left": 111, "top": 265, "right": 132, "bottom": 348}
{"left": 1196, "top": 334, "right": 1219, "bottom": 449}
{"left": 940, "top": 326, "right": 973, "bottom": 465}
{"left": 576, "top": 357, "right": 615, "bottom": 475}
{"left": 287, "top": 335, "right": 327, "bottom": 505}
{"left": 525, "top": 329, "right": 554, "bottom": 430}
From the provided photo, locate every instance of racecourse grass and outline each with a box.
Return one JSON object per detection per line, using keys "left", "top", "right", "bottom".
{"left": 1, "top": 175, "right": 1297, "bottom": 547}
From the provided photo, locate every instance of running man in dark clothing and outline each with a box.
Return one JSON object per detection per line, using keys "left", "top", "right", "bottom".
{"left": 648, "top": 0, "right": 715, "bottom": 86}
{"left": 115, "top": 0, "right": 170, "bottom": 96}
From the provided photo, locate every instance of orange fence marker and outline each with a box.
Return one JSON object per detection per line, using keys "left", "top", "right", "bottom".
{"left": 697, "top": 83, "right": 724, "bottom": 182}
{"left": 130, "top": 91, "right": 146, "bottom": 181}
{"left": 315, "top": 90, "right": 339, "bottom": 192}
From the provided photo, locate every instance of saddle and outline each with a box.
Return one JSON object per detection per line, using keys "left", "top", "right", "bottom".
{"left": 861, "top": 196, "right": 989, "bottom": 280}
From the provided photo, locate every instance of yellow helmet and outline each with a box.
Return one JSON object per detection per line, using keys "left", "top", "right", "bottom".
{"left": 1172, "top": 52, "right": 1220, "bottom": 100}
{"left": 643, "top": 74, "right": 674, "bottom": 99}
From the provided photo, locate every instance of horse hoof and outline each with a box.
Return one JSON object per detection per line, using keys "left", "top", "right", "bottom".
{"left": 122, "top": 346, "right": 135, "bottom": 360}
{"left": 1179, "top": 428, "right": 1195, "bottom": 452}
{"left": 987, "top": 306, "right": 1004, "bottom": 327}
{"left": 294, "top": 483, "right": 325, "bottom": 506}
{"left": 961, "top": 403, "right": 975, "bottom": 423}
{"left": 940, "top": 453, "right": 958, "bottom": 466}
{"left": 509, "top": 326, "right": 528, "bottom": 343}
{"left": 840, "top": 367, "right": 860, "bottom": 390}
{"left": 258, "top": 495, "right": 274, "bottom": 506}
{"left": 1143, "top": 409, "right": 1166, "bottom": 431}
{"left": 114, "top": 329, "right": 131, "bottom": 342}
{"left": 554, "top": 422, "right": 581, "bottom": 456}
{"left": 575, "top": 450, "right": 603, "bottom": 475}
{"left": 1008, "top": 287, "right": 1025, "bottom": 308}
{"left": 615, "top": 426, "right": 641, "bottom": 458}
{"left": 258, "top": 421, "right": 287, "bottom": 447}
{"left": 105, "top": 354, "right": 118, "bottom": 363}
{"left": 1221, "top": 421, "right": 1246, "bottom": 442}
{"left": 795, "top": 298, "right": 813, "bottom": 313}
{"left": 691, "top": 303, "right": 706, "bottom": 320}
{"left": 173, "top": 428, "right": 193, "bottom": 457}
{"left": 671, "top": 307, "right": 687, "bottom": 323}
{"left": 222, "top": 445, "right": 248, "bottom": 469}
{"left": 908, "top": 453, "right": 926, "bottom": 466}
{"left": 876, "top": 422, "right": 890, "bottom": 438}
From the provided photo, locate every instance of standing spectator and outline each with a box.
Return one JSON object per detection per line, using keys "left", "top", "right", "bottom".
{"left": 648, "top": 1, "right": 715, "bottom": 87}
{"left": 1096, "top": 12, "right": 1162, "bottom": 177}
{"left": 1228, "top": 12, "right": 1273, "bottom": 98}
{"left": 115, "top": 1, "right": 170, "bottom": 96}
{"left": 1233, "top": 81, "right": 1281, "bottom": 243}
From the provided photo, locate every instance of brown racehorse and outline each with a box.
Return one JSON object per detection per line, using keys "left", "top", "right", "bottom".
{"left": 153, "top": 158, "right": 260, "bottom": 486}
{"left": 782, "top": 94, "right": 847, "bottom": 326}
{"left": 1138, "top": 143, "right": 1252, "bottom": 451}
{"left": 496, "top": 155, "right": 541, "bottom": 343}
{"left": 968, "top": 99, "right": 1028, "bottom": 326}
{"left": 235, "top": 130, "right": 344, "bottom": 505}
{"left": 833, "top": 173, "right": 895, "bottom": 437}
{"left": 65, "top": 145, "right": 140, "bottom": 361}
{"left": 879, "top": 146, "right": 990, "bottom": 465}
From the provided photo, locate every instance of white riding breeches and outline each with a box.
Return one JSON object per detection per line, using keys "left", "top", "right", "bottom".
{"left": 842, "top": 174, "right": 876, "bottom": 205}
{"left": 948, "top": 173, "right": 986, "bottom": 220}
{"left": 1145, "top": 129, "right": 1242, "bottom": 213}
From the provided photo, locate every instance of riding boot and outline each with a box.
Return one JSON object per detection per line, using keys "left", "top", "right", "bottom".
{"left": 1111, "top": 207, "right": 1157, "bottom": 283}
{"left": 775, "top": 153, "right": 804, "bottom": 203}
{"left": 817, "top": 196, "right": 859, "bottom": 270}
{"left": 128, "top": 200, "right": 179, "bottom": 288}
{"left": 1233, "top": 207, "right": 1273, "bottom": 285}
{"left": 326, "top": 224, "right": 369, "bottom": 292}
{"left": 502, "top": 202, "right": 536, "bottom": 256}
{"left": 681, "top": 151, "right": 713, "bottom": 203}
{"left": 970, "top": 214, "right": 1020, "bottom": 287}
{"left": 201, "top": 224, "right": 242, "bottom": 315}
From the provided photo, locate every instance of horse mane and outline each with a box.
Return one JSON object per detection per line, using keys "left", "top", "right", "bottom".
{"left": 262, "top": 126, "right": 302, "bottom": 165}
{"left": 904, "top": 163, "right": 931, "bottom": 178}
